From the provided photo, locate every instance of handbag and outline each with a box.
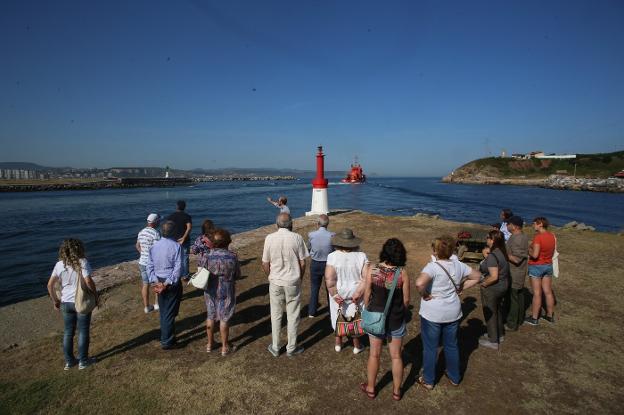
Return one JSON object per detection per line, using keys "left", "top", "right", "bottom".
{"left": 188, "top": 267, "right": 210, "bottom": 290}
{"left": 335, "top": 305, "right": 364, "bottom": 337}
{"left": 74, "top": 264, "right": 96, "bottom": 314}
{"left": 361, "top": 267, "right": 400, "bottom": 336}
{"left": 552, "top": 236, "right": 560, "bottom": 278}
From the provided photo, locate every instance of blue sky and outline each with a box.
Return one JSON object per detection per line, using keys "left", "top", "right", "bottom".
{"left": 1, "top": 0, "right": 623, "bottom": 176}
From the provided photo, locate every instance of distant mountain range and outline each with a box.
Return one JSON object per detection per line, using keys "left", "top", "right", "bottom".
{"left": 0, "top": 162, "right": 346, "bottom": 178}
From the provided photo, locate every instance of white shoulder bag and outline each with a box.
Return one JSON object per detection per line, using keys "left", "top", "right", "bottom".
{"left": 188, "top": 267, "right": 210, "bottom": 289}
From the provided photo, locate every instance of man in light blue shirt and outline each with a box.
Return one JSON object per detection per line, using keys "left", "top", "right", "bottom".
{"left": 147, "top": 221, "right": 182, "bottom": 349}
{"left": 307, "top": 214, "right": 334, "bottom": 317}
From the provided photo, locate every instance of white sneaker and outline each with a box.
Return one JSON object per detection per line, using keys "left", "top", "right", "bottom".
{"left": 334, "top": 345, "right": 342, "bottom": 353}
{"left": 353, "top": 347, "right": 364, "bottom": 355}
{"left": 144, "top": 305, "right": 154, "bottom": 314}
{"left": 153, "top": 303, "right": 159, "bottom": 311}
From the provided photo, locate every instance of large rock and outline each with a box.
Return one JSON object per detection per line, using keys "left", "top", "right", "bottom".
{"left": 563, "top": 221, "right": 595, "bottom": 231}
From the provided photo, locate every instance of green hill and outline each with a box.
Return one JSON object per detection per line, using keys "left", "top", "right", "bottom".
{"left": 449, "top": 150, "right": 624, "bottom": 180}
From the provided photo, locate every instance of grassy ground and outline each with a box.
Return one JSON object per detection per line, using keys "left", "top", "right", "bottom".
{"left": 1, "top": 212, "right": 623, "bottom": 414}
{"left": 460, "top": 150, "right": 624, "bottom": 179}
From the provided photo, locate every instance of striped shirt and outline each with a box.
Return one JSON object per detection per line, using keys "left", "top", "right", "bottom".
{"left": 137, "top": 227, "right": 161, "bottom": 266}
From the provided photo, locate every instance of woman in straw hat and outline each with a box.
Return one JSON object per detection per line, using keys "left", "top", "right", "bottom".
{"left": 325, "top": 228, "right": 368, "bottom": 354}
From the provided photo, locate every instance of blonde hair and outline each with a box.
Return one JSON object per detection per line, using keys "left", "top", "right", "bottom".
{"left": 432, "top": 235, "right": 455, "bottom": 260}
{"left": 58, "top": 238, "right": 86, "bottom": 277}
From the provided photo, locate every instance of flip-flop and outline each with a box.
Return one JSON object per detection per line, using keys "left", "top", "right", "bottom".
{"left": 206, "top": 344, "right": 213, "bottom": 353}
{"left": 417, "top": 376, "right": 434, "bottom": 391}
{"left": 392, "top": 390, "right": 402, "bottom": 401}
{"left": 221, "top": 344, "right": 237, "bottom": 356}
{"left": 359, "top": 382, "right": 376, "bottom": 399}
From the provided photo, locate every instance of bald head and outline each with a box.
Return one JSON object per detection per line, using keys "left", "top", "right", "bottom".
{"left": 276, "top": 213, "right": 292, "bottom": 230}
{"left": 318, "top": 214, "right": 329, "bottom": 228}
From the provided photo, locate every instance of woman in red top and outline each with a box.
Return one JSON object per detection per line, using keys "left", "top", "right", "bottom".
{"left": 526, "top": 217, "right": 556, "bottom": 325}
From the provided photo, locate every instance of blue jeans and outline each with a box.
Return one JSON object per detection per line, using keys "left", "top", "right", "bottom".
{"left": 181, "top": 243, "right": 190, "bottom": 278}
{"left": 308, "top": 260, "right": 326, "bottom": 316}
{"left": 420, "top": 317, "right": 460, "bottom": 385}
{"left": 159, "top": 281, "right": 182, "bottom": 347}
{"left": 61, "top": 302, "right": 92, "bottom": 364}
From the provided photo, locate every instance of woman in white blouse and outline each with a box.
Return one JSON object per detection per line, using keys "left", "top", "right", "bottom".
{"left": 325, "top": 229, "right": 368, "bottom": 354}
{"left": 47, "top": 239, "right": 98, "bottom": 370}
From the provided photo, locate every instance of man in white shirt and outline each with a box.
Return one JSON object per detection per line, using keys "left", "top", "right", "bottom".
{"left": 136, "top": 213, "right": 161, "bottom": 313}
{"left": 262, "top": 213, "right": 309, "bottom": 357}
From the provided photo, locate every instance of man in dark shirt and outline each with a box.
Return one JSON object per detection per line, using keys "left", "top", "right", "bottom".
{"left": 166, "top": 200, "right": 192, "bottom": 279}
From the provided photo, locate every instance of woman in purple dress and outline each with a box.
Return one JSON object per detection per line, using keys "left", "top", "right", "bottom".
{"left": 191, "top": 219, "right": 216, "bottom": 268}
{"left": 204, "top": 229, "right": 240, "bottom": 356}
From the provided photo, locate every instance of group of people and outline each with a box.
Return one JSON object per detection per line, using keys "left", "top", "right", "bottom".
{"left": 46, "top": 198, "right": 558, "bottom": 401}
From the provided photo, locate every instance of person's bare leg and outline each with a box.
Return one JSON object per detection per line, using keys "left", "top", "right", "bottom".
{"left": 335, "top": 335, "right": 342, "bottom": 349}
{"left": 206, "top": 319, "right": 215, "bottom": 349}
{"left": 367, "top": 336, "right": 383, "bottom": 392}
{"left": 541, "top": 278, "right": 555, "bottom": 317}
{"left": 141, "top": 283, "right": 149, "bottom": 307}
{"left": 388, "top": 337, "right": 404, "bottom": 395}
{"left": 220, "top": 321, "right": 230, "bottom": 352}
{"left": 530, "top": 278, "right": 543, "bottom": 319}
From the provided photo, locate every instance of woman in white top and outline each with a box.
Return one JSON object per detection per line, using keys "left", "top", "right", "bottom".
{"left": 47, "top": 239, "right": 98, "bottom": 370}
{"left": 415, "top": 235, "right": 481, "bottom": 390}
{"left": 325, "top": 229, "right": 368, "bottom": 354}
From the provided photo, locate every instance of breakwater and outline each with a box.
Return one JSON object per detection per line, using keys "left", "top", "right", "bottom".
{"left": 442, "top": 174, "right": 624, "bottom": 193}
{"left": 0, "top": 176, "right": 295, "bottom": 192}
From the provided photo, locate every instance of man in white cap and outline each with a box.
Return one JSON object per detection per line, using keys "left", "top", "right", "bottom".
{"left": 136, "top": 213, "right": 161, "bottom": 313}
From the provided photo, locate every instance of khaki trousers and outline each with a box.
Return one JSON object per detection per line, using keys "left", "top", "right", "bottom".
{"left": 269, "top": 283, "right": 301, "bottom": 353}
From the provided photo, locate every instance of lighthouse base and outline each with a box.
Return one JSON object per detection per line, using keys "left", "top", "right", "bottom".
{"left": 306, "top": 188, "right": 329, "bottom": 216}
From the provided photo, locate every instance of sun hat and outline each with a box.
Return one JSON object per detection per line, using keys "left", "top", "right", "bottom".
{"left": 147, "top": 213, "right": 160, "bottom": 224}
{"left": 331, "top": 228, "right": 362, "bottom": 248}
{"left": 508, "top": 215, "right": 523, "bottom": 227}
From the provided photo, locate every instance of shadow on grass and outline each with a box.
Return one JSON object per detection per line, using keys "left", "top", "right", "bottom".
{"left": 236, "top": 283, "right": 268, "bottom": 304}
{"left": 94, "top": 310, "right": 207, "bottom": 361}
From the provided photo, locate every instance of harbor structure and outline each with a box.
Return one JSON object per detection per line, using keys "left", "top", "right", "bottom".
{"left": 306, "top": 146, "right": 329, "bottom": 216}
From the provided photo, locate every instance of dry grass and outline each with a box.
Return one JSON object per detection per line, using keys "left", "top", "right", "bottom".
{"left": 1, "top": 212, "right": 623, "bottom": 414}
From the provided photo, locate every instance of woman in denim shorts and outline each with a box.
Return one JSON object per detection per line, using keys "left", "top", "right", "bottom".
{"left": 526, "top": 217, "right": 557, "bottom": 325}
{"left": 360, "top": 239, "right": 410, "bottom": 401}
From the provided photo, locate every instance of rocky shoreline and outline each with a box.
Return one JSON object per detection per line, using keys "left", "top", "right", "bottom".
{"left": 442, "top": 174, "right": 624, "bottom": 193}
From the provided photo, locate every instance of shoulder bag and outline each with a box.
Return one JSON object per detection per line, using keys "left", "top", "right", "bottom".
{"left": 74, "top": 265, "right": 97, "bottom": 314}
{"left": 434, "top": 261, "right": 461, "bottom": 295}
{"left": 361, "top": 267, "right": 400, "bottom": 336}
{"left": 188, "top": 267, "right": 210, "bottom": 290}
{"left": 552, "top": 235, "right": 560, "bottom": 278}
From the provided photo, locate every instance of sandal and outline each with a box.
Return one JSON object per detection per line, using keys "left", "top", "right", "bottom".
{"left": 417, "top": 376, "right": 434, "bottom": 391}
{"left": 359, "top": 382, "right": 376, "bottom": 399}
{"left": 206, "top": 343, "right": 213, "bottom": 353}
{"left": 392, "top": 390, "right": 402, "bottom": 401}
{"left": 444, "top": 371, "right": 459, "bottom": 386}
{"left": 221, "top": 344, "right": 237, "bottom": 356}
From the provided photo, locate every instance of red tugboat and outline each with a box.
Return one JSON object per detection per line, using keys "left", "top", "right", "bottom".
{"left": 341, "top": 157, "right": 366, "bottom": 184}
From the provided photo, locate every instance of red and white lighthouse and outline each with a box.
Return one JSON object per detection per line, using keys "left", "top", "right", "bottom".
{"left": 306, "top": 145, "right": 329, "bottom": 216}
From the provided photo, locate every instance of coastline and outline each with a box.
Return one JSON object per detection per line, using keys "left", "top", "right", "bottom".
{"left": 1, "top": 211, "right": 623, "bottom": 413}
{"left": 442, "top": 174, "right": 624, "bottom": 193}
{"left": 0, "top": 176, "right": 296, "bottom": 192}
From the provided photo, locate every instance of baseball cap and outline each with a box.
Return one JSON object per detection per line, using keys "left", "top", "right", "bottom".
{"left": 508, "top": 215, "right": 523, "bottom": 227}
{"left": 147, "top": 213, "right": 160, "bottom": 224}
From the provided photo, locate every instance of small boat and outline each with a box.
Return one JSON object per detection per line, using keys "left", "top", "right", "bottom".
{"left": 614, "top": 170, "right": 624, "bottom": 179}
{"left": 341, "top": 157, "right": 366, "bottom": 184}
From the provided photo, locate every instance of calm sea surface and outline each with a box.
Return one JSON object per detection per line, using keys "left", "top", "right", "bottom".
{"left": 1, "top": 177, "right": 623, "bottom": 306}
